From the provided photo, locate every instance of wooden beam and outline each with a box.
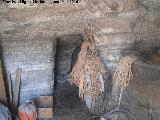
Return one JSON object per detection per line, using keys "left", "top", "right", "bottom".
{"left": 0, "top": 61, "right": 7, "bottom": 104}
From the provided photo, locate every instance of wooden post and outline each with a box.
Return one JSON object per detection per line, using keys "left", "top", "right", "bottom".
{"left": 7, "top": 72, "right": 13, "bottom": 109}
{"left": 13, "top": 68, "right": 22, "bottom": 114}
{"left": 0, "top": 61, "right": 7, "bottom": 104}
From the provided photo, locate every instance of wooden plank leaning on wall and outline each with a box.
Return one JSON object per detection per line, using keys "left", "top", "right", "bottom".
{"left": 13, "top": 68, "right": 22, "bottom": 114}
{"left": 0, "top": 61, "right": 7, "bottom": 104}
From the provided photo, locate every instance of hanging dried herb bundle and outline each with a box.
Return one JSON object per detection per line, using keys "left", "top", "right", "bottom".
{"left": 70, "top": 29, "right": 107, "bottom": 99}
{"left": 113, "top": 56, "right": 138, "bottom": 89}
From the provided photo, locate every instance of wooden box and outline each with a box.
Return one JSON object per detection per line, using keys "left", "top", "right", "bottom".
{"left": 36, "top": 96, "right": 54, "bottom": 119}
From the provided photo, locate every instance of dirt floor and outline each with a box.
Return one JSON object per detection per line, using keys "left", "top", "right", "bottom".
{"left": 53, "top": 82, "right": 96, "bottom": 120}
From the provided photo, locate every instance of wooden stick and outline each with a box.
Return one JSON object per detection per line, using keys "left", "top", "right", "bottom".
{"left": 0, "top": 61, "right": 7, "bottom": 104}
{"left": 7, "top": 72, "right": 13, "bottom": 109}
{"left": 13, "top": 68, "right": 22, "bottom": 114}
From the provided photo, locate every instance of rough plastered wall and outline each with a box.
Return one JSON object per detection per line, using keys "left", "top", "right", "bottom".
{"left": 0, "top": 30, "right": 56, "bottom": 105}
{"left": 0, "top": 0, "right": 160, "bottom": 104}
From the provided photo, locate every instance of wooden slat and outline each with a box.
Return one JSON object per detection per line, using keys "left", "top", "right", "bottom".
{"left": 7, "top": 72, "right": 13, "bottom": 109}
{"left": 37, "top": 108, "right": 53, "bottom": 118}
{"left": 13, "top": 68, "right": 22, "bottom": 114}
{"left": 0, "top": 62, "right": 7, "bottom": 104}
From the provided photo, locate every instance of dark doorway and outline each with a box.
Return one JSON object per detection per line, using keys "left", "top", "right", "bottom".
{"left": 54, "top": 34, "right": 83, "bottom": 84}
{"left": 53, "top": 34, "right": 92, "bottom": 120}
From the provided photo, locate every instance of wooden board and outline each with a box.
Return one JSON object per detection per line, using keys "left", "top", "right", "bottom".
{"left": 36, "top": 96, "right": 54, "bottom": 118}
{"left": 13, "top": 68, "right": 22, "bottom": 114}
{"left": 37, "top": 108, "right": 53, "bottom": 118}
{"left": 0, "top": 62, "right": 7, "bottom": 104}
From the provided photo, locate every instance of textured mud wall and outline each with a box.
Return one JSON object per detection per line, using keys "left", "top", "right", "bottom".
{"left": 0, "top": 30, "right": 56, "bottom": 104}
{"left": 0, "top": 0, "right": 160, "bottom": 105}
{"left": 1, "top": 0, "right": 160, "bottom": 70}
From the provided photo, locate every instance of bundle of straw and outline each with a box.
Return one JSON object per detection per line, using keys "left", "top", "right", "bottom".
{"left": 113, "top": 56, "right": 138, "bottom": 89}
{"left": 70, "top": 30, "right": 107, "bottom": 99}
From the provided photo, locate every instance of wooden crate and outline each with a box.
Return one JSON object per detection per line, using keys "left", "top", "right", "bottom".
{"left": 36, "top": 96, "right": 53, "bottom": 119}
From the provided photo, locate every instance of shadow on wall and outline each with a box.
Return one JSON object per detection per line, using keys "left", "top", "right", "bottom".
{"left": 54, "top": 34, "right": 84, "bottom": 85}
{"left": 120, "top": 40, "right": 160, "bottom": 62}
